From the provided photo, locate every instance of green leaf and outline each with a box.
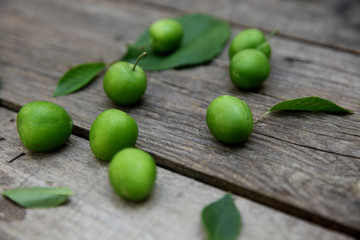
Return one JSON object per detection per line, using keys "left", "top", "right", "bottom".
{"left": 2, "top": 187, "right": 74, "bottom": 208}
{"left": 202, "top": 193, "right": 241, "bottom": 240}
{"left": 254, "top": 96, "right": 353, "bottom": 123}
{"left": 122, "top": 13, "right": 231, "bottom": 70}
{"left": 54, "top": 62, "right": 106, "bottom": 96}
{"left": 269, "top": 96, "right": 353, "bottom": 113}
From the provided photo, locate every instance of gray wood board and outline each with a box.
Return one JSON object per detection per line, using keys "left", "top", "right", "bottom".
{"left": 0, "top": 0, "right": 359, "bottom": 236}
{"left": 0, "top": 107, "right": 355, "bottom": 240}
{"left": 139, "top": 0, "right": 360, "bottom": 53}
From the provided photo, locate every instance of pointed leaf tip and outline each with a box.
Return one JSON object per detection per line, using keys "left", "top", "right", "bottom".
{"left": 202, "top": 193, "right": 241, "bottom": 240}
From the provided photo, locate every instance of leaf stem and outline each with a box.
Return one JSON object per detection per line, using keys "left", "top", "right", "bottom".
{"left": 133, "top": 52, "right": 148, "bottom": 71}
{"left": 253, "top": 111, "right": 270, "bottom": 124}
{"left": 266, "top": 29, "right": 279, "bottom": 41}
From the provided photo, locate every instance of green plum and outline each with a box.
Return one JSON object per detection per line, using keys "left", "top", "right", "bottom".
{"left": 230, "top": 49, "right": 270, "bottom": 89}
{"left": 150, "top": 18, "right": 183, "bottom": 54}
{"left": 206, "top": 95, "right": 253, "bottom": 144}
{"left": 103, "top": 52, "right": 147, "bottom": 105}
{"left": 16, "top": 101, "right": 73, "bottom": 152}
{"left": 109, "top": 147, "right": 156, "bottom": 202}
{"left": 229, "top": 28, "right": 271, "bottom": 59}
{"left": 89, "top": 109, "right": 138, "bottom": 162}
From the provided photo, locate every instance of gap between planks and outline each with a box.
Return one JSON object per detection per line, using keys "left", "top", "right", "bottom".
{"left": 1, "top": 99, "right": 359, "bottom": 238}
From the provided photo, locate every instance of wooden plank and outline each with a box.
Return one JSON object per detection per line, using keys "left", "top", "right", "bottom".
{"left": 0, "top": 107, "right": 355, "bottom": 240}
{"left": 138, "top": 0, "right": 360, "bottom": 53}
{"left": 0, "top": 0, "right": 360, "bottom": 236}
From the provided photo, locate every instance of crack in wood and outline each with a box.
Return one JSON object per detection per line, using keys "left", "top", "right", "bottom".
{"left": 0, "top": 137, "right": 5, "bottom": 142}
{"left": 7, "top": 153, "right": 25, "bottom": 163}
{"left": 284, "top": 57, "right": 312, "bottom": 64}
{"left": 253, "top": 130, "right": 360, "bottom": 160}
{"left": 0, "top": 99, "right": 21, "bottom": 112}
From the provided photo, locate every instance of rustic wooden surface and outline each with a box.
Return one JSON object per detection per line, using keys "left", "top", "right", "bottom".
{"left": 0, "top": 0, "right": 359, "bottom": 238}
{"left": 0, "top": 107, "right": 354, "bottom": 240}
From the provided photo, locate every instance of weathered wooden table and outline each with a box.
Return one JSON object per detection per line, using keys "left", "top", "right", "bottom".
{"left": 0, "top": 0, "right": 359, "bottom": 239}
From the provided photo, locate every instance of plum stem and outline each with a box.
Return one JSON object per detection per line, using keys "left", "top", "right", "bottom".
{"left": 133, "top": 52, "right": 148, "bottom": 71}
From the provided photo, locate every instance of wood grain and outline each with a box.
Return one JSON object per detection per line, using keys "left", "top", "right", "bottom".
{"left": 0, "top": 0, "right": 359, "bottom": 236}
{"left": 0, "top": 107, "right": 354, "bottom": 240}
{"left": 138, "top": 0, "right": 360, "bottom": 53}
